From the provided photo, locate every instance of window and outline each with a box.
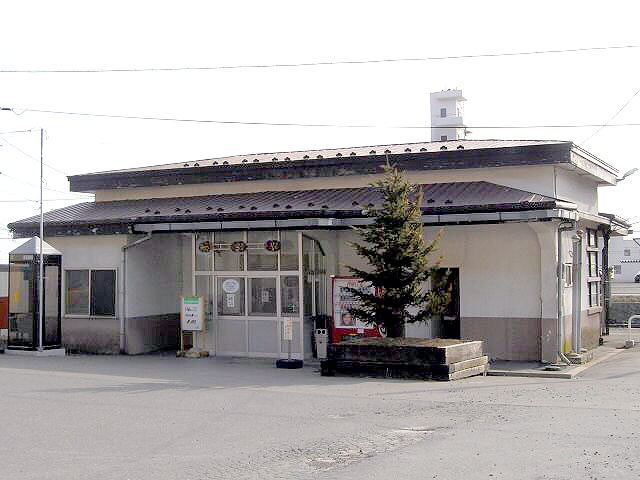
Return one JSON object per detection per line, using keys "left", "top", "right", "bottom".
{"left": 624, "top": 249, "right": 631, "bottom": 256}
{"left": 214, "top": 232, "right": 244, "bottom": 271}
{"left": 281, "top": 276, "right": 299, "bottom": 316}
{"left": 614, "top": 265, "right": 622, "bottom": 275}
{"left": 440, "top": 108, "right": 446, "bottom": 118}
{"left": 562, "top": 263, "right": 573, "bottom": 287}
{"left": 65, "top": 269, "right": 116, "bottom": 316}
{"left": 588, "top": 281, "right": 600, "bottom": 308}
{"left": 249, "top": 277, "right": 277, "bottom": 316}
{"left": 279, "top": 231, "right": 299, "bottom": 271}
{"left": 585, "top": 229, "right": 600, "bottom": 307}
{"left": 247, "top": 231, "right": 278, "bottom": 271}
{"left": 217, "top": 276, "right": 245, "bottom": 316}
{"left": 588, "top": 251, "right": 599, "bottom": 277}
{"left": 440, "top": 135, "right": 448, "bottom": 141}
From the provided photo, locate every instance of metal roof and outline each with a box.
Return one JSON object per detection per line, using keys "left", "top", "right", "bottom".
{"left": 77, "top": 139, "right": 568, "bottom": 176}
{"left": 10, "top": 182, "right": 558, "bottom": 234}
{"left": 9, "top": 237, "right": 62, "bottom": 256}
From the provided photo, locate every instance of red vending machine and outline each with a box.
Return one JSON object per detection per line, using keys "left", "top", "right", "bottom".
{"left": 331, "top": 276, "right": 382, "bottom": 343}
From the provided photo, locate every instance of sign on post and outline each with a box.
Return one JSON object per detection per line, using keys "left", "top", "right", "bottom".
{"left": 282, "top": 317, "right": 293, "bottom": 341}
{"left": 181, "top": 296, "right": 204, "bottom": 331}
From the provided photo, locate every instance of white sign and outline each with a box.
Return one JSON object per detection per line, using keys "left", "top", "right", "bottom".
{"left": 332, "top": 277, "right": 376, "bottom": 329}
{"left": 222, "top": 278, "right": 240, "bottom": 294}
{"left": 181, "top": 296, "right": 204, "bottom": 331}
{"left": 226, "top": 293, "right": 235, "bottom": 308}
{"left": 282, "top": 318, "right": 293, "bottom": 341}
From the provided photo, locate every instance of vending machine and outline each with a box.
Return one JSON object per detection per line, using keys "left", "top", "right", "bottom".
{"left": 330, "top": 276, "right": 382, "bottom": 343}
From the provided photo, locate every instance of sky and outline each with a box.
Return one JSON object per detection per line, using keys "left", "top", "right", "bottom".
{"left": 1, "top": 0, "right": 639, "bottom": 259}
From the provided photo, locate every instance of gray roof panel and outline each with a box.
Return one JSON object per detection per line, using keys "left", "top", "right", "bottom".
{"left": 10, "top": 182, "right": 558, "bottom": 232}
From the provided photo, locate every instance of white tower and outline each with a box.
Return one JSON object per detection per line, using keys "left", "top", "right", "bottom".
{"left": 430, "top": 89, "right": 467, "bottom": 142}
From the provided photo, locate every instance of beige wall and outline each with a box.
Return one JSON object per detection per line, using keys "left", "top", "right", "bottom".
{"left": 337, "top": 223, "right": 546, "bottom": 319}
{"left": 95, "top": 164, "right": 557, "bottom": 202}
{"left": 125, "top": 234, "right": 183, "bottom": 317}
{"left": 336, "top": 222, "right": 556, "bottom": 361}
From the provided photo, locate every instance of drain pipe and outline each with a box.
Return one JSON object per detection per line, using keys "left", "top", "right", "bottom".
{"left": 557, "top": 222, "right": 574, "bottom": 365}
{"left": 571, "top": 231, "right": 583, "bottom": 353}
{"left": 119, "top": 233, "right": 153, "bottom": 353}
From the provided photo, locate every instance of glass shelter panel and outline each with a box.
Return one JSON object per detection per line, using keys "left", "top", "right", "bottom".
{"left": 8, "top": 262, "right": 33, "bottom": 346}
{"left": 44, "top": 265, "right": 60, "bottom": 344}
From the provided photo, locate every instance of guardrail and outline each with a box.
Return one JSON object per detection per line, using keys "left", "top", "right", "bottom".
{"left": 626, "top": 315, "right": 640, "bottom": 348}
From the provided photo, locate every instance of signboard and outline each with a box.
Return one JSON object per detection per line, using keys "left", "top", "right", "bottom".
{"left": 222, "top": 278, "right": 240, "bottom": 294}
{"left": 282, "top": 317, "right": 293, "bottom": 341}
{"left": 181, "top": 296, "right": 204, "bottom": 331}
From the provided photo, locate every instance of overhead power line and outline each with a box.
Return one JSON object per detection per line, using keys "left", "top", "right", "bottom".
{"left": 0, "top": 134, "right": 68, "bottom": 176}
{"left": 581, "top": 86, "right": 640, "bottom": 145}
{"left": 0, "top": 172, "right": 93, "bottom": 197}
{"left": 0, "top": 44, "right": 638, "bottom": 73}
{"left": 6, "top": 107, "right": 640, "bottom": 130}
{"left": 0, "top": 197, "right": 92, "bottom": 203}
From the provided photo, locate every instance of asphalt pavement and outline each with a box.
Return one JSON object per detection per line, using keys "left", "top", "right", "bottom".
{"left": 1, "top": 330, "right": 639, "bottom": 480}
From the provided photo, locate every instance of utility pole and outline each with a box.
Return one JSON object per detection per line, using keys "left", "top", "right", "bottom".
{"left": 38, "top": 128, "right": 44, "bottom": 351}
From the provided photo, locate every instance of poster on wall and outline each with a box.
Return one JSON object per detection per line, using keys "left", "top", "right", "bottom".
{"left": 331, "top": 276, "right": 381, "bottom": 343}
{"left": 181, "top": 296, "right": 204, "bottom": 331}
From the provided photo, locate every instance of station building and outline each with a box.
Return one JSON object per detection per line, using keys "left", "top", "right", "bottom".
{"left": 8, "top": 139, "right": 630, "bottom": 363}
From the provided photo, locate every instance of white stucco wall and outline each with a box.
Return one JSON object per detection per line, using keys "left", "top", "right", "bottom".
{"left": 125, "top": 234, "right": 183, "bottom": 317}
{"left": 554, "top": 166, "right": 599, "bottom": 214}
{"left": 336, "top": 223, "right": 546, "bottom": 319}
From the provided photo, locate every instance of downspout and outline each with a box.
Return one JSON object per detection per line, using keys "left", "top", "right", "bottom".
{"left": 601, "top": 227, "right": 611, "bottom": 336}
{"left": 571, "top": 231, "right": 583, "bottom": 353}
{"left": 119, "top": 233, "right": 153, "bottom": 353}
{"left": 557, "top": 222, "right": 574, "bottom": 365}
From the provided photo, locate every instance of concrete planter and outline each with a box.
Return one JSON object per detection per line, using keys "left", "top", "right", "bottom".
{"left": 321, "top": 338, "right": 488, "bottom": 381}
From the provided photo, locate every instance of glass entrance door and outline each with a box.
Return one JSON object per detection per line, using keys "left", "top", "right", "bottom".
{"left": 192, "top": 230, "right": 305, "bottom": 358}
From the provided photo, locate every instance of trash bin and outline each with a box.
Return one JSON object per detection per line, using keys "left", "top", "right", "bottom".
{"left": 315, "top": 328, "right": 328, "bottom": 359}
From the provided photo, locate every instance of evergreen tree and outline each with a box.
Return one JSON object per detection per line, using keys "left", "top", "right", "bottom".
{"left": 346, "top": 165, "right": 450, "bottom": 338}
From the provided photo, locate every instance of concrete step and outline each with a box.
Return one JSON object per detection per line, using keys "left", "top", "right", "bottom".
{"left": 567, "top": 350, "right": 594, "bottom": 364}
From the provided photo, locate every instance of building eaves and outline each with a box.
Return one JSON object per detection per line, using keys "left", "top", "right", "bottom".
{"left": 68, "top": 140, "right": 574, "bottom": 193}
{"left": 10, "top": 181, "right": 561, "bottom": 237}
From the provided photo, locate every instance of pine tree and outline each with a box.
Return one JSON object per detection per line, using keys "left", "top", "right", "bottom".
{"left": 345, "top": 165, "right": 450, "bottom": 338}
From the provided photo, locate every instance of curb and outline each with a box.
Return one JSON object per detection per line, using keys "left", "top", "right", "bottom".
{"left": 487, "top": 349, "right": 625, "bottom": 379}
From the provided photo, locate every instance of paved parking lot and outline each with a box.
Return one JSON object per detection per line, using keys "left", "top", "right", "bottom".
{"left": 2, "top": 330, "right": 640, "bottom": 480}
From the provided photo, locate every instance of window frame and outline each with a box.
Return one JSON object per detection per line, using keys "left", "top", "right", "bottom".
{"left": 585, "top": 229, "right": 600, "bottom": 307}
{"left": 64, "top": 268, "right": 117, "bottom": 318}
